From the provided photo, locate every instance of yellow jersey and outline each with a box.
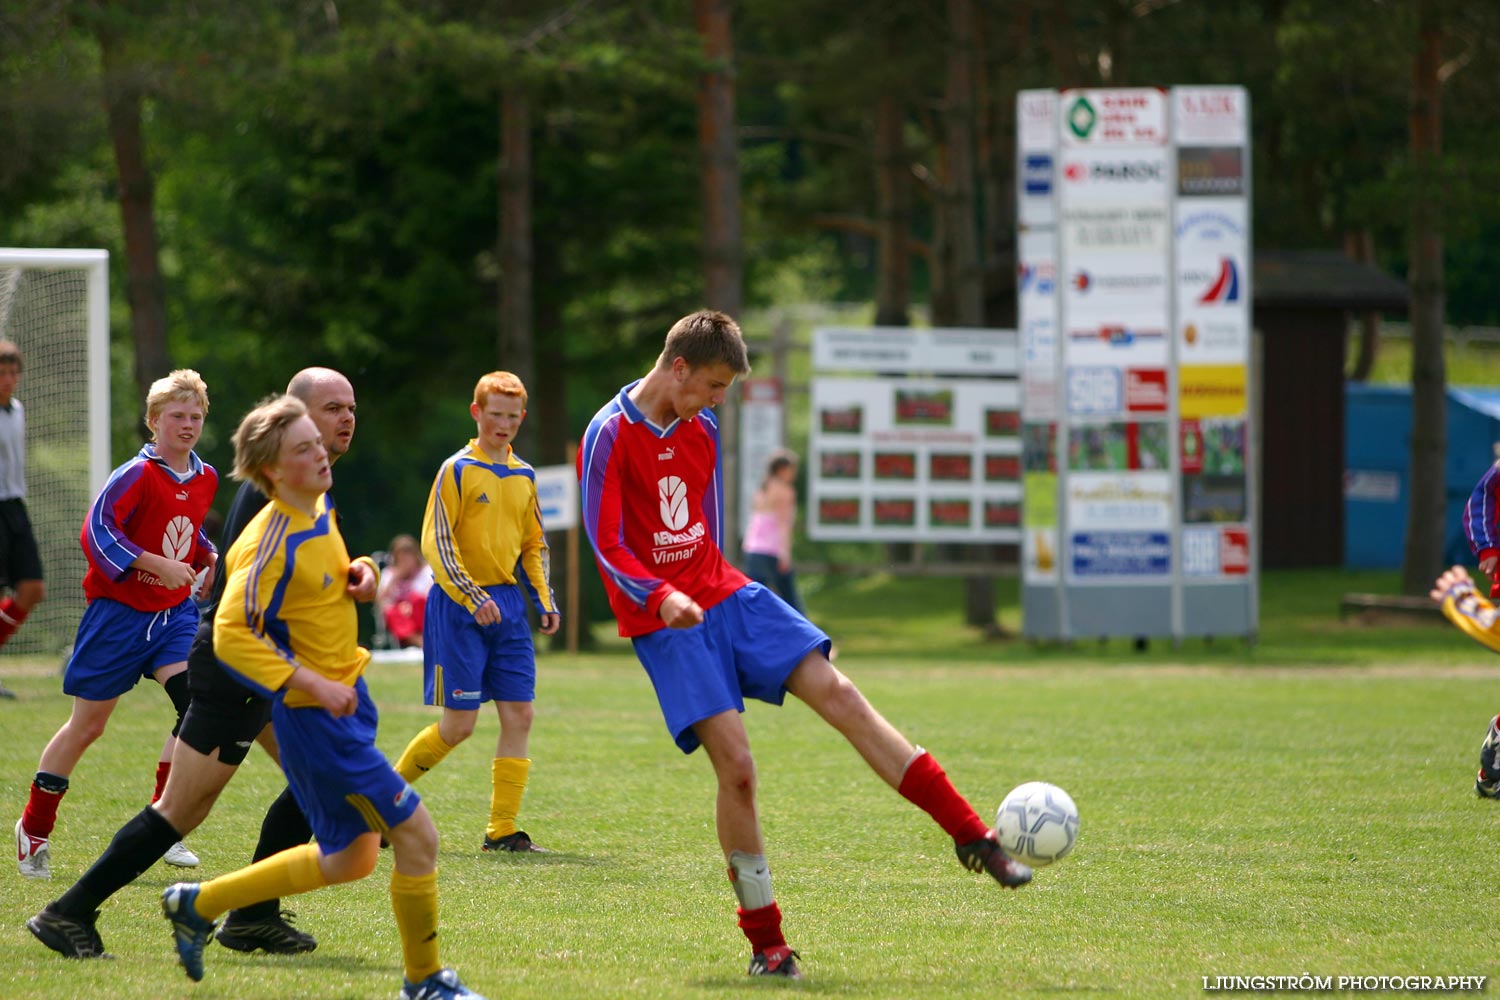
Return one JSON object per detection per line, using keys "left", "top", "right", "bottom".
{"left": 214, "top": 493, "right": 378, "bottom": 709}
{"left": 422, "top": 440, "right": 555, "bottom": 616}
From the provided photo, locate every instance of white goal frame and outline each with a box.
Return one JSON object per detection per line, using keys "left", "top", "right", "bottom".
{"left": 0, "top": 248, "right": 111, "bottom": 656}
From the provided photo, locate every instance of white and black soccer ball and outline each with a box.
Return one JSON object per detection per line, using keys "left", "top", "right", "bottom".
{"left": 995, "top": 781, "right": 1079, "bottom": 867}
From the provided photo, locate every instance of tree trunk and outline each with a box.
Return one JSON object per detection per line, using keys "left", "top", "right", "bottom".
{"left": 873, "top": 91, "right": 911, "bottom": 327}
{"left": 694, "top": 0, "right": 744, "bottom": 560}
{"left": 944, "top": 0, "right": 983, "bottom": 329}
{"left": 499, "top": 88, "right": 537, "bottom": 459}
{"left": 1344, "top": 229, "right": 1380, "bottom": 383}
{"left": 1400, "top": 1, "right": 1446, "bottom": 596}
{"left": 98, "top": 23, "right": 168, "bottom": 407}
{"left": 943, "top": 0, "right": 1000, "bottom": 632}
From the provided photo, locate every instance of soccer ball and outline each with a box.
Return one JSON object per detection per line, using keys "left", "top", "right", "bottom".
{"left": 995, "top": 781, "right": 1079, "bottom": 867}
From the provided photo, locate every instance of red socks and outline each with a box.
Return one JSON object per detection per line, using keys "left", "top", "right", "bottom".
{"left": 0, "top": 597, "right": 29, "bottom": 647}
{"left": 736, "top": 902, "right": 787, "bottom": 954}
{"left": 152, "top": 761, "right": 171, "bottom": 803}
{"left": 21, "top": 776, "right": 67, "bottom": 839}
{"left": 898, "top": 750, "right": 991, "bottom": 844}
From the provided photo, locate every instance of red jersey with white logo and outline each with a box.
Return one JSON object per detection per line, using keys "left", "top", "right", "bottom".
{"left": 579, "top": 381, "right": 749, "bottom": 637}
{"left": 80, "top": 443, "right": 218, "bottom": 611}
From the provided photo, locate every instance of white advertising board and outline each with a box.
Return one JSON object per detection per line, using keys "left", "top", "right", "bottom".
{"left": 533, "top": 464, "right": 578, "bottom": 530}
{"left": 808, "top": 376, "right": 1021, "bottom": 542}
{"left": 812, "top": 327, "right": 1016, "bottom": 375}
{"left": 1020, "top": 84, "right": 1255, "bottom": 639}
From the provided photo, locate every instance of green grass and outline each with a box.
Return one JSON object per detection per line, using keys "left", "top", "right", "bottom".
{"left": 2, "top": 571, "right": 1498, "bottom": 999}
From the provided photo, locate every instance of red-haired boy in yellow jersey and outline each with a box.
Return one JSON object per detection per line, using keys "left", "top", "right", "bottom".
{"left": 394, "top": 371, "right": 560, "bottom": 851}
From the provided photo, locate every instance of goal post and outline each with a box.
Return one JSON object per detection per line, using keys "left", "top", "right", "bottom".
{"left": 0, "top": 248, "right": 111, "bottom": 657}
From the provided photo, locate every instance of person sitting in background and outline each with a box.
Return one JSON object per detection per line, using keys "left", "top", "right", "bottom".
{"left": 377, "top": 534, "right": 432, "bottom": 649}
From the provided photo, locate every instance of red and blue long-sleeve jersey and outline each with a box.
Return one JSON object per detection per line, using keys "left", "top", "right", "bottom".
{"left": 1465, "top": 464, "right": 1500, "bottom": 566}
{"left": 80, "top": 443, "right": 218, "bottom": 611}
{"left": 578, "top": 381, "right": 748, "bottom": 637}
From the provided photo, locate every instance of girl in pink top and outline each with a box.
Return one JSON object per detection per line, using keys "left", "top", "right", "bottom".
{"left": 742, "top": 450, "right": 803, "bottom": 613}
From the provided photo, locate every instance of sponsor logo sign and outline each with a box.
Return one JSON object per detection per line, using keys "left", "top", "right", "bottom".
{"left": 1125, "top": 369, "right": 1168, "bottom": 412}
{"left": 1179, "top": 364, "right": 1247, "bottom": 419}
{"left": 1064, "top": 205, "right": 1170, "bottom": 252}
{"left": 1071, "top": 530, "right": 1172, "bottom": 576}
{"left": 1173, "top": 86, "right": 1249, "bottom": 146}
{"left": 1024, "top": 154, "right": 1053, "bottom": 195}
{"left": 1059, "top": 148, "right": 1170, "bottom": 203}
{"left": 1018, "top": 90, "right": 1058, "bottom": 150}
{"left": 1061, "top": 88, "right": 1168, "bottom": 147}
{"left": 1177, "top": 146, "right": 1244, "bottom": 197}
{"left": 1066, "top": 366, "right": 1122, "bottom": 416}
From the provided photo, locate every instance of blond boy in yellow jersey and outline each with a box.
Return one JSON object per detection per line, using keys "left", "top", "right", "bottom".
{"left": 158, "top": 394, "right": 485, "bottom": 1000}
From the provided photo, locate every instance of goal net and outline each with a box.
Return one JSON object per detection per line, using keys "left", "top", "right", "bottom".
{"left": 0, "top": 249, "right": 110, "bottom": 658}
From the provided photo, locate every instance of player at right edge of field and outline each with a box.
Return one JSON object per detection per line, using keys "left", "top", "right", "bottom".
{"left": 577, "top": 309, "right": 1031, "bottom": 982}
{"left": 1431, "top": 563, "right": 1500, "bottom": 799}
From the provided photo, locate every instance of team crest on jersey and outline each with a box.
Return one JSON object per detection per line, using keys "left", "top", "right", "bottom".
{"left": 652, "top": 475, "right": 703, "bottom": 565}
{"left": 162, "top": 516, "right": 195, "bottom": 561}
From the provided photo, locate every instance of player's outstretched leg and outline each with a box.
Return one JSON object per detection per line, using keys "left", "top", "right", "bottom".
{"left": 1478, "top": 715, "right": 1500, "bottom": 799}
{"left": 400, "top": 967, "right": 489, "bottom": 1000}
{"left": 161, "top": 882, "right": 216, "bottom": 981}
{"left": 26, "top": 906, "right": 112, "bottom": 959}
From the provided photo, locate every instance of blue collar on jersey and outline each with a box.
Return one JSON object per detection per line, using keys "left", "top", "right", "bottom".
{"left": 616, "top": 379, "right": 682, "bottom": 438}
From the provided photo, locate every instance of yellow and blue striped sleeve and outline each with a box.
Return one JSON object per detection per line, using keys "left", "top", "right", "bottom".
{"left": 213, "top": 506, "right": 301, "bottom": 697}
{"left": 422, "top": 455, "right": 488, "bottom": 615}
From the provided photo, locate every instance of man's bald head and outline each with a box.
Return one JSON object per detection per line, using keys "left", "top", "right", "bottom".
{"left": 286, "top": 367, "right": 357, "bottom": 462}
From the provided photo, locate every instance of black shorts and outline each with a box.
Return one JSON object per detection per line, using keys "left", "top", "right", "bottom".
{"left": 0, "top": 498, "right": 44, "bottom": 586}
{"left": 178, "top": 618, "right": 272, "bottom": 767}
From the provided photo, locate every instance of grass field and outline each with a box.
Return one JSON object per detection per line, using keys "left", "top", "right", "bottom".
{"left": 2, "top": 571, "right": 1498, "bottom": 999}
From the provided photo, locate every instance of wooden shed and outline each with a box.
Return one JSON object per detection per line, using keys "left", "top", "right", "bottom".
{"left": 1254, "top": 250, "right": 1409, "bottom": 568}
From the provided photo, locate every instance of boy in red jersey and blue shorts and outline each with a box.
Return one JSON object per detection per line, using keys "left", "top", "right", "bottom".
{"left": 578, "top": 310, "right": 1031, "bottom": 982}
{"left": 16, "top": 369, "right": 218, "bottom": 879}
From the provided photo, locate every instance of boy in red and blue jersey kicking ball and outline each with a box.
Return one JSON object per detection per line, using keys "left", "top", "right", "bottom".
{"left": 578, "top": 309, "right": 1031, "bottom": 982}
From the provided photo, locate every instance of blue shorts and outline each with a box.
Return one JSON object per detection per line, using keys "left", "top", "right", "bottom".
{"left": 63, "top": 596, "right": 199, "bottom": 700}
{"left": 272, "top": 677, "right": 420, "bottom": 854}
{"left": 631, "top": 583, "right": 830, "bottom": 754}
{"left": 423, "top": 584, "right": 536, "bottom": 709}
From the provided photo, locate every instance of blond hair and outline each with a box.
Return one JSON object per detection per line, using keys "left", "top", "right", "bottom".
{"left": 473, "top": 370, "right": 528, "bottom": 408}
{"left": 231, "top": 394, "right": 309, "bottom": 497}
{"left": 144, "top": 369, "right": 210, "bottom": 437}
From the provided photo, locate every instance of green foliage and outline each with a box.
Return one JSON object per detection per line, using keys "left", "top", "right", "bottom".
{"left": 5, "top": 1, "right": 1500, "bottom": 569}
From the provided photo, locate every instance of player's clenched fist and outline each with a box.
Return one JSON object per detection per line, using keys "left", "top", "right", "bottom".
{"left": 658, "top": 590, "right": 704, "bottom": 629}
{"left": 1431, "top": 565, "right": 1476, "bottom": 604}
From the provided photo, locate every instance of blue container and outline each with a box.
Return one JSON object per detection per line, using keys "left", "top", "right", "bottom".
{"left": 1344, "top": 383, "right": 1500, "bottom": 569}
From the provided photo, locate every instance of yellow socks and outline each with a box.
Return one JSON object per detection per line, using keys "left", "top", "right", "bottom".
{"left": 486, "top": 757, "right": 531, "bottom": 841}
{"left": 194, "top": 843, "right": 327, "bottom": 920}
{"left": 395, "top": 724, "right": 454, "bottom": 784}
{"left": 390, "top": 869, "right": 441, "bottom": 984}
